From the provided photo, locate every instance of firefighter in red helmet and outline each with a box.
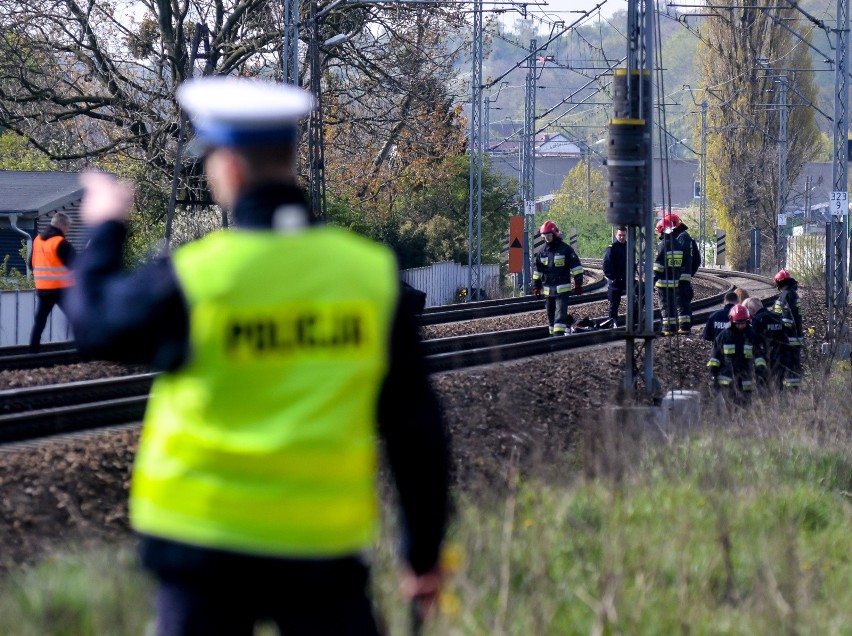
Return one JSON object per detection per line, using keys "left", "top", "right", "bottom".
{"left": 772, "top": 269, "right": 803, "bottom": 388}
{"left": 653, "top": 213, "right": 695, "bottom": 336}
{"left": 743, "top": 297, "right": 789, "bottom": 391}
{"left": 532, "top": 220, "right": 584, "bottom": 335}
{"left": 707, "top": 303, "right": 767, "bottom": 406}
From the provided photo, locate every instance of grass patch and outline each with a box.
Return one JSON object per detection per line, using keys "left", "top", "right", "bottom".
{"left": 1, "top": 416, "right": 849, "bottom": 634}
{"left": 0, "top": 542, "right": 152, "bottom": 636}
{"left": 398, "top": 424, "right": 852, "bottom": 635}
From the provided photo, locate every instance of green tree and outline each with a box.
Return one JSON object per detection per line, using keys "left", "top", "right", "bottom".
{"left": 697, "top": 2, "right": 821, "bottom": 270}
{"left": 0, "top": 0, "right": 469, "bottom": 247}
{"left": 0, "top": 131, "right": 54, "bottom": 170}
{"left": 329, "top": 153, "right": 518, "bottom": 270}
{"left": 546, "top": 160, "right": 610, "bottom": 259}
{"left": 397, "top": 154, "right": 517, "bottom": 269}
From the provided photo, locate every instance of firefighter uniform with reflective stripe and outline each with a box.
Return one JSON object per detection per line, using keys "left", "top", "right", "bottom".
{"left": 708, "top": 325, "right": 767, "bottom": 404}
{"left": 772, "top": 286, "right": 803, "bottom": 388}
{"left": 750, "top": 306, "right": 789, "bottom": 390}
{"left": 653, "top": 225, "right": 693, "bottom": 335}
{"left": 533, "top": 237, "right": 584, "bottom": 335}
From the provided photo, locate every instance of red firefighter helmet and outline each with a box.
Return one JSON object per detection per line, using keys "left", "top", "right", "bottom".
{"left": 774, "top": 269, "right": 792, "bottom": 284}
{"left": 660, "top": 213, "right": 681, "bottom": 234}
{"left": 655, "top": 218, "right": 664, "bottom": 234}
{"left": 729, "top": 304, "right": 750, "bottom": 323}
{"left": 537, "top": 220, "right": 560, "bottom": 237}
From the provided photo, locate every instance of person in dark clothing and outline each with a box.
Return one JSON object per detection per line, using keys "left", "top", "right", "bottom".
{"left": 707, "top": 304, "right": 768, "bottom": 407}
{"left": 401, "top": 281, "right": 427, "bottom": 317}
{"left": 66, "top": 78, "right": 450, "bottom": 636}
{"left": 743, "top": 297, "right": 789, "bottom": 391}
{"left": 28, "top": 212, "right": 77, "bottom": 353}
{"left": 602, "top": 225, "right": 627, "bottom": 322}
{"left": 532, "top": 219, "right": 584, "bottom": 335}
{"left": 702, "top": 291, "right": 739, "bottom": 342}
{"left": 772, "top": 269, "right": 804, "bottom": 389}
{"left": 653, "top": 213, "right": 694, "bottom": 336}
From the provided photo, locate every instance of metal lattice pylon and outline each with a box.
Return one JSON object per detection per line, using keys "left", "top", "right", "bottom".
{"left": 521, "top": 39, "right": 537, "bottom": 291}
{"left": 283, "top": 0, "right": 299, "bottom": 85}
{"left": 622, "top": 0, "right": 656, "bottom": 396}
{"left": 307, "top": 1, "right": 327, "bottom": 222}
{"left": 467, "top": 0, "right": 483, "bottom": 301}
{"left": 829, "top": 0, "right": 850, "bottom": 345}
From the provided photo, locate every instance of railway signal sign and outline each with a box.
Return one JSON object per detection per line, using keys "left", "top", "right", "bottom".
{"left": 830, "top": 191, "right": 848, "bottom": 216}
{"left": 508, "top": 216, "right": 524, "bottom": 274}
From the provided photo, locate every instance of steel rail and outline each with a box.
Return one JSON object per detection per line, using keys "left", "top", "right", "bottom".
{"left": 0, "top": 269, "right": 606, "bottom": 370}
{"left": 0, "top": 270, "right": 777, "bottom": 444}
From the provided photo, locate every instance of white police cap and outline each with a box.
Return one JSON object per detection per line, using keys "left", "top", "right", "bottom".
{"left": 177, "top": 77, "right": 314, "bottom": 155}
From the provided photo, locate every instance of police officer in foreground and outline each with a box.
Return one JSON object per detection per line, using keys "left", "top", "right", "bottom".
{"left": 532, "top": 220, "right": 584, "bottom": 335}
{"left": 66, "top": 78, "right": 449, "bottom": 635}
{"left": 602, "top": 225, "right": 627, "bottom": 322}
{"left": 28, "top": 212, "right": 76, "bottom": 352}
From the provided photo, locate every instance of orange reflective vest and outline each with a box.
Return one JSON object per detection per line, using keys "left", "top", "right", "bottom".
{"left": 32, "top": 235, "right": 74, "bottom": 290}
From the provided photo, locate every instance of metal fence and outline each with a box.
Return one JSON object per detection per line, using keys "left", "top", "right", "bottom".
{"left": 0, "top": 289, "right": 72, "bottom": 347}
{"left": 787, "top": 232, "right": 826, "bottom": 280}
{"left": 1, "top": 263, "right": 503, "bottom": 344}
{"left": 400, "top": 261, "right": 501, "bottom": 308}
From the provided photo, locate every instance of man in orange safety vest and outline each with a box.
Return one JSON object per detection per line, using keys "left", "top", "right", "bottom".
{"left": 29, "top": 212, "right": 76, "bottom": 352}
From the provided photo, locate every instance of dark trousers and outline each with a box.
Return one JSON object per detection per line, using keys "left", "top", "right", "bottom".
{"left": 658, "top": 286, "right": 678, "bottom": 333}
{"left": 782, "top": 345, "right": 803, "bottom": 389}
{"left": 677, "top": 282, "right": 694, "bottom": 331}
{"left": 607, "top": 284, "right": 624, "bottom": 321}
{"left": 29, "top": 288, "right": 67, "bottom": 353}
{"left": 545, "top": 293, "right": 571, "bottom": 334}
{"left": 712, "top": 378, "right": 753, "bottom": 409}
{"left": 151, "top": 554, "right": 380, "bottom": 636}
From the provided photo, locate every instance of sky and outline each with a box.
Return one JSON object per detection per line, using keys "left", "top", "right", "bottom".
{"left": 496, "top": 0, "right": 629, "bottom": 32}
{"left": 526, "top": 0, "right": 628, "bottom": 21}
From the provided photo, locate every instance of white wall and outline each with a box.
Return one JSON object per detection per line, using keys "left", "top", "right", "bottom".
{"left": 0, "top": 289, "right": 73, "bottom": 347}
{"left": 401, "top": 262, "right": 501, "bottom": 308}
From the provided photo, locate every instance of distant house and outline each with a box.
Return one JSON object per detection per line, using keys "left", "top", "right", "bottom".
{"left": 487, "top": 121, "right": 522, "bottom": 155}
{"left": 537, "top": 133, "right": 583, "bottom": 157}
{"left": 0, "top": 171, "right": 85, "bottom": 275}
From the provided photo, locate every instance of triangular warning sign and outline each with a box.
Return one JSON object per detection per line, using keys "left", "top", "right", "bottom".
{"left": 510, "top": 238, "right": 522, "bottom": 249}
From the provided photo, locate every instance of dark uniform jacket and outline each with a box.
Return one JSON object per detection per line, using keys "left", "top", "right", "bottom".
{"left": 602, "top": 240, "right": 627, "bottom": 291}
{"left": 773, "top": 285, "right": 803, "bottom": 346}
{"left": 708, "top": 326, "right": 767, "bottom": 391}
{"left": 702, "top": 303, "right": 735, "bottom": 342}
{"left": 66, "top": 183, "right": 449, "bottom": 578}
{"left": 653, "top": 225, "right": 693, "bottom": 288}
{"left": 533, "top": 237, "right": 584, "bottom": 295}
{"left": 751, "top": 307, "right": 789, "bottom": 369}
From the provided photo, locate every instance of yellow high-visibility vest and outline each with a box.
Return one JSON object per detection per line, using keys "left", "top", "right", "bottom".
{"left": 130, "top": 226, "right": 398, "bottom": 557}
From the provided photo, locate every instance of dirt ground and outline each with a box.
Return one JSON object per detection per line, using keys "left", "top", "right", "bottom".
{"left": 0, "top": 287, "right": 830, "bottom": 571}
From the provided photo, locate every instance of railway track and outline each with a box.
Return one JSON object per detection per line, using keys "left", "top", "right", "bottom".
{"left": 0, "top": 269, "right": 775, "bottom": 444}
{"left": 0, "top": 342, "right": 81, "bottom": 371}
{"left": 0, "top": 268, "right": 606, "bottom": 372}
